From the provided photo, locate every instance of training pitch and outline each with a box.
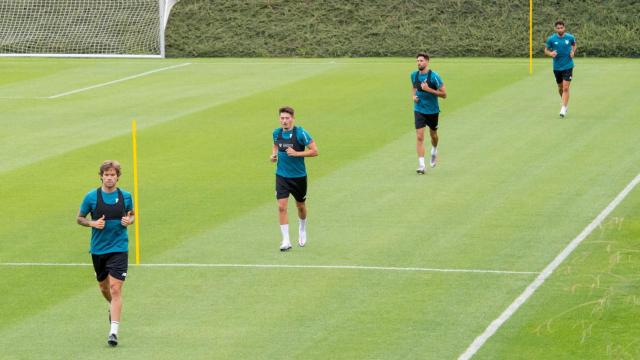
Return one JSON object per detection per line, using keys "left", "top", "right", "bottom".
{"left": 0, "top": 57, "right": 639, "bottom": 359}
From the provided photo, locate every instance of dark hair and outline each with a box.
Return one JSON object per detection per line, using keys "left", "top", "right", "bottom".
{"left": 99, "top": 160, "right": 121, "bottom": 177}
{"left": 279, "top": 106, "right": 295, "bottom": 116}
{"left": 416, "top": 53, "right": 430, "bottom": 61}
{"left": 554, "top": 20, "right": 565, "bottom": 27}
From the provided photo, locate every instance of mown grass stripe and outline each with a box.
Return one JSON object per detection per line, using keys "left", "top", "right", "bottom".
{"left": 459, "top": 172, "right": 640, "bottom": 360}
{"left": 0, "top": 262, "right": 537, "bottom": 275}
{"left": 47, "top": 62, "right": 192, "bottom": 99}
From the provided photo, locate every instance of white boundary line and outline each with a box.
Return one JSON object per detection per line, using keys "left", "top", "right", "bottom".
{"left": 0, "top": 262, "right": 537, "bottom": 275}
{"left": 46, "top": 62, "right": 191, "bottom": 99}
{"left": 458, "top": 172, "right": 640, "bottom": 360}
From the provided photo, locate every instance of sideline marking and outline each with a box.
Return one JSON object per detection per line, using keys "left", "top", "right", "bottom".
{"left": 458, "top": 172, "right": 640, "bottom": 360}
{"left": 47, "top": 62, "right": 191, "bottom": 99}
{"left": 0, "top": 262, "right": 537, "bottom": 275}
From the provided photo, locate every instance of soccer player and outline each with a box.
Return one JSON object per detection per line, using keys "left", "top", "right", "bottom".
{"left": 411, "top": 53, "right": 446, "bottom": 174}
{"left": 545, "top": 20, "right": 577, "bottom": 118}
{"left": 77, "top": 160, "right": 134, "bottom": 347}
{"left": 270, "top": 106, "right": 318, "bottom": 251}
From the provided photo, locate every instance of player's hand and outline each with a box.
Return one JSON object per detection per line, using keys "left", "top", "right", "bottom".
{"left": 570, "top": 52, "right": 574, "bottom": 58}
{"left": 270, "top": 153, "right": 277, "bottom": 163}
{"left": 286, "top": 147, "right": 297, "bottom": 156}
{"left": 551, "top": 51, "right": 557, "bottom": 58}
{"left": 93, "top": 215, "right": 105, "bottom": 229}
{"left": 121, "top": 211, "right": 133, "bottom": 227}
{"left": 413, "top": 95, "right": 419, "bottom": 103}
{"left": 420, "top": 82, "right": 431, "bottom": 91}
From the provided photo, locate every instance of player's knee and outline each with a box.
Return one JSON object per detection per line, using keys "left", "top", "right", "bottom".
{"left": 278, "top": 204, "right": 287, "bottom": 213}
{"left": 562, "top": 84, "right": 570, "bottom": 92}
{"left": 416, "top": 134, "right": 425, "bottom": 143}
{"left": 295, "top": 202, "right": 305, "bottom": 211}
{"left": 109, "top": 283, "right": 121, "bottom": 297}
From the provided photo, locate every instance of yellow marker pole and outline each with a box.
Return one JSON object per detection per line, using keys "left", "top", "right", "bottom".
{"left": 131, "top": 120, "right": 141, "bottom": 264}
{"left": 529, "top": 0, "right": 533, "bottom": 74}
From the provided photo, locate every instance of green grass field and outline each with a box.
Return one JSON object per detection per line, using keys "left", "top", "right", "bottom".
{"left": 1, "top": 57, "right": 639, "bottom": 359}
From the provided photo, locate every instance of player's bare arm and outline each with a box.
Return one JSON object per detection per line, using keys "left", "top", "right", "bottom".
{"left": 270, "top": 144, "right": 278, "bottom": 162}
{"left": 77, "top": 211, "right": 104, "bottom": 229}
{"left": 544, "top": 47, "right": 557, "bottom": 57}
{"left": 420, "top": 82, "right": 447, "bottom": 99}
{"left": 570, "top": 43, "right": 577, "bottom": 58}
{"left": 286, "top": 141, "right": 318, "bottom": 157}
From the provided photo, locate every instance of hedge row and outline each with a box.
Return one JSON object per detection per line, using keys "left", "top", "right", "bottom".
{"left": 165, "top": 0, "right": 640, "bottom": 57}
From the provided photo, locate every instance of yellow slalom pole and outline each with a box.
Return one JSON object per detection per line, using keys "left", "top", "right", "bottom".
{"left": 529, "top": 0, "right": 533, "bottom": 74}
{"left": 131, "top": 120, "right": 141, "bottom": 264}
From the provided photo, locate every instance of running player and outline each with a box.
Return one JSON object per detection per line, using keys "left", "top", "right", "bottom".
{"left": 545, "top": 20, "right": 577, "bottom": 117}
{"left": 270, "top": 107, "right": 318, "bottom": 251}
{"left": 411, "top": 53, "right": 447, "bottom": 174}
{"left": 77, "top": 160, "right": 134, "bottom": 347}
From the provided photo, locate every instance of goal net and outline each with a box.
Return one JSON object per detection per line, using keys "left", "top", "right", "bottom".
{"left": 0, "top": 0, "right": 179, "bottom": 58}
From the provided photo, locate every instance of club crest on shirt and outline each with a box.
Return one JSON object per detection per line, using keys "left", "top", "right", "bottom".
{"left": 565, "top": 40, "right": 569, "bottom": 45}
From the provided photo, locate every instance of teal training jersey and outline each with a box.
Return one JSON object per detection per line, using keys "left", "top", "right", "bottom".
{"left": 79, "top": 188, "right": 133, "bottom": 255}
{"left": 273, "top": 127, "right": 313, "bottom": 178}
{"left": 411, "top": 70, "right": 444, "bottom": 115}
{"left": 545, "top": 33, "right": 576, "bottom": 71}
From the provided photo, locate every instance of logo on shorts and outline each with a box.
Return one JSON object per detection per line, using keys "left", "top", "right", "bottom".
{"left": 122, "top": 272, "right": 127, "bottom": 277}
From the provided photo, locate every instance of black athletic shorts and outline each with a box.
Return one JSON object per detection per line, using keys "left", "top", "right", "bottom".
{"left": 414, "top": 111, "right": 439, "bottom": 130}
{"left": 276, "top": 175, "right": 307, "bottom": 203}
{"left": 91, "top": 251, "right": 128, "bottom": 282}
{"left": 553, "top": 67, "right": 573, "bottom": 84}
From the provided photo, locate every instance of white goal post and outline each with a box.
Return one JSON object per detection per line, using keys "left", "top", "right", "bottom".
{"left": 0, "top": 0, "right": 180, "bottom": 58}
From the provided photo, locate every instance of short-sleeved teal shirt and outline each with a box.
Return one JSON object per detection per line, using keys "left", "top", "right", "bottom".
{"left": 411, "top": 70, "right": 444, "bottom": 115}
{"left": 545, "top": 33, "right": 576, "bottom": 71}
{"left": 273, "top": 127, "right": 313, "bottom": 178}
{"left": 79, "top": 188, "right": 133, "bottom": 255}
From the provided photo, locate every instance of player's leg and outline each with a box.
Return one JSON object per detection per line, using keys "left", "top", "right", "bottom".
{"left": 108, "top": 276, "right": 124, "bottom": 323}
{"left": 554, "top": 70, "right": 563, "bottom": 98}
{"left": 416, "top": 126, "right": 426, "bottom": 158}
{"left": 278, "top": 198, "right": 292, "bottom": 251}
{"left": 278, "top": 197, "right": 292, "bottom": 250}
{"left": 554, "top": 70, "right": 565, "bottom": 116}
{"left": 276, "top": 175, "right": 292, "bottom": 251}
{"left": 293, "top": 176, "right": 308, "bottom": 247}
{"left": 415, "top": 111, "right": 427, "bottom": 173}
{"left": 561, "top": 79, "right": 571, "bottom": 108}
{"left": 107, "top": 276, "right": 123, "bottom": 346}
{"left": 92, "top": 254, "right": 112, "bottom": 325}
{"left": 416, "top": 127, "right": 426, "bottom": 173}
{"left": 296, "top": 201, "right": 307, "bottom": 247}
{"left": 278, "top": 197, "right": 289, "bottom": 226}
{"left": 427, "top": 113, "right": 439, "bottom": 167}
{"left": 105, "top": 252, "right": 127, "bottom": 347}
{"left": 429, "top": 128, "right": 439, "bottom": 167}
{"left": 560, "top": 79, "right": 570, "bottom": 117}
{"left": 98, "top": 275, "right": 111, "bottom": 302}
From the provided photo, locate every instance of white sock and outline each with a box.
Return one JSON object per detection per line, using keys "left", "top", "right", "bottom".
{"left": 280, "top": 224, "right": 290, "bottom": 243}
{"left": 418, "top": 157, "right": 425, "bottom": 168}
{"left": 431, "top": 147, "right": 437, "bottom": 156}
{"left": 299, "top": 218, "right": 306, "bottom": 233}
{"left": 110, "top": 321, "right": 119, "bottom": 335}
